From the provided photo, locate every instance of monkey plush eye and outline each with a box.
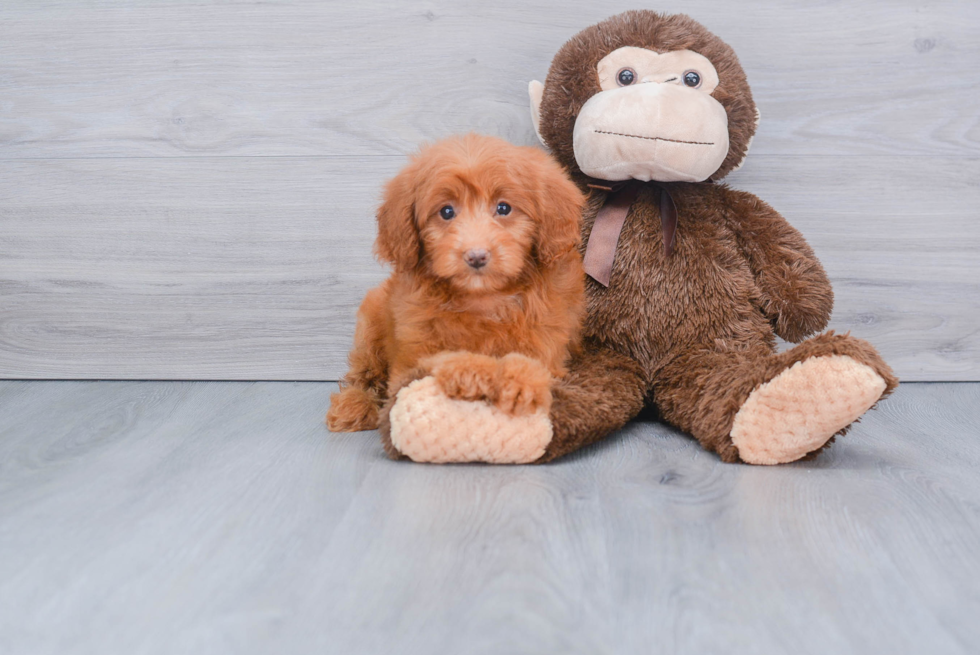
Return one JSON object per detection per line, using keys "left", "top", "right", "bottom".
{"left": 496, "top": 202, "right": 512, "bottom": 216}
{"left": 439, "top": 205, "right": 455, "bottom": 220}
{"left": 683, "top": 71, "right": 702, "bottom": 87}
{"left": 616, "top": 68, "right": 636, "bottom": 86}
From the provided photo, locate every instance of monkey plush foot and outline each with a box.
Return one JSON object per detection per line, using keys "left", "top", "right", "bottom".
{"left": 388, "top": 376, "right": 553, "bottom": 464}
{"left": 730, "top": 355, "right": 887, "bottom": 465}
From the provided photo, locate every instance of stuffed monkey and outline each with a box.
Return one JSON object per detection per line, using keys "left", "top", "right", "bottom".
{"left": 381, "top": 10, "right": 897, "bottom": 465}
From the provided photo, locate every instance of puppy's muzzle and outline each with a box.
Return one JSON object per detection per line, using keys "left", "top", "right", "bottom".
{"left": 463, "top": 248, "right": 489, "bottom": 270}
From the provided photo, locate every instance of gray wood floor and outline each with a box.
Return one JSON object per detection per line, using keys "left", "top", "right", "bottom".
{"left": 1, "top": 380, "right": 978, "bottom": 655}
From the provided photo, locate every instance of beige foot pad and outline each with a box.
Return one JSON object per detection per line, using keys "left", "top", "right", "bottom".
{"left": 389, "top": 376, "right": 553, "bottom": 464}
{"left": 731, "top": 355, "right": 887, "bottom": 465}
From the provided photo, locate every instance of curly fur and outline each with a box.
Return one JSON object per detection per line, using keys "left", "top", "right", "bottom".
{"left": 327, "top": 134, "right": 586, "bottom": 433}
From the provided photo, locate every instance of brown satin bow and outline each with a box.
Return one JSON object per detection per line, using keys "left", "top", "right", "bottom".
{"left": 581, "top": 180, "right": 678, "bottom": 287}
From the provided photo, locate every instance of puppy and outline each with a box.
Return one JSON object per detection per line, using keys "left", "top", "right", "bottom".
{"left": 326, "top": 134, "right": 586, "bottom": 432}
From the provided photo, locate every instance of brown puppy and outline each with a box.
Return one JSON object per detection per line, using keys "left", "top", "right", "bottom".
{"left": 327, "top": 134, "right": 586, "bottom": 433}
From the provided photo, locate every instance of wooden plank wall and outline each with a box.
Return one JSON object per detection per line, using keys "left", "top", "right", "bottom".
{"left": 1, "top": 0, "right": 977, "bottom": 381}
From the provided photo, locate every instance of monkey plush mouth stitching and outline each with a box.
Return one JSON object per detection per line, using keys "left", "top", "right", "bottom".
{"left": 594, "top": 129, "right": 714, "bottom": 146}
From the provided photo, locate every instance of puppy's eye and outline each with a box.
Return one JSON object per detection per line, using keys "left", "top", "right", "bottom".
{"left": 683, "top": 71, "right": 702, "bottom": 88}
{"left": 617, "top": 68, "right": 636, "bottom": 86}
{"left": 439, "top": 205, "right": 455, "bottom": 220}
{"left": 496, "top": 202, "right": 511, "bottom": 216}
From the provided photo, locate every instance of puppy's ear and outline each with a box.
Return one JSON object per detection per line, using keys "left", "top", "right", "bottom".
{"left": 526, "top": 151, "right": 585, "bottom": 265}
{"left": 374, "top": 162, "right": 421, "bottom": 271}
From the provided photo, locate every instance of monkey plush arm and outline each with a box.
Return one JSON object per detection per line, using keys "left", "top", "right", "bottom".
{"left": 720, "top": 186, "right": 834, "bottom": 343}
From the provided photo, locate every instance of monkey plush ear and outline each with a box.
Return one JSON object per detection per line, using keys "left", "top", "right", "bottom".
{"left": 373, "top": 164, "right": 421, "bottom": 271}
{"left": 528, "top": 81, "right": 546, "bottom": 146}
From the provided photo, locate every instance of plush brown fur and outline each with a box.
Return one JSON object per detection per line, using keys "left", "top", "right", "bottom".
{"left": 327, "top": 134, "right": 586, "bottom": 433}
{"left": 529, "top": 11, "right": 897, "bottom": 462}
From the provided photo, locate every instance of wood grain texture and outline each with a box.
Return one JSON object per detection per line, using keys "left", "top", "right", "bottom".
{"left": 0, "top": 0, "right": 978, "bottom": 380}
{"left": 1, "top": 380, "right": 979, "bottom": 654}
{"left": 1, "top": 155, "right": 976, "bottom": 380}
{"left": 0, "top": 0, "right": 977, "bottom": 159}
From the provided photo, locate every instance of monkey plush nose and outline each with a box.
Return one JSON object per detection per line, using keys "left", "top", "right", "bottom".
{"left": 464, "top": 249, "right": 489, "bottom": 269}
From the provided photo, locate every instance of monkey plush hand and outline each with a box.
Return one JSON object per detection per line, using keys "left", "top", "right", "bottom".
{"left": 382, "top": 10, "right": 897, "bottom": 465}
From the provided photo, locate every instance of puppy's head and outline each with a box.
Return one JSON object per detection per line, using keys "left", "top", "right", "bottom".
{"left": 375, "top": 134, "right": 584, "bottom": 293}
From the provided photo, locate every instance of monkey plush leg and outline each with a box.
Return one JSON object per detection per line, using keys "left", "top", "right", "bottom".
{"left": 378, "top": 344, "right": 646, "bottom": 464}
{"left": 534, "top": 346, "right": 646, "bottom": 462}
{"left": 655, "top": 332, "right": 898, "bottom": 465}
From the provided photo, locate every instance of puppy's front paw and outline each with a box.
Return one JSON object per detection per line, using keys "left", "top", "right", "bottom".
{"left": 496, "top": 353, "right": 553, "bottom": 416}
{"left": 424, "top": 351, "right": 500, "bottom": 403}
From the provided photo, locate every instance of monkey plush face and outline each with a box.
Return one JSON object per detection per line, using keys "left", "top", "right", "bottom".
{"left": 529, "top": 11, "right": 758, "bottom": 183}
{"left": 572, "top": 46, "right": 729, "bottom": 182}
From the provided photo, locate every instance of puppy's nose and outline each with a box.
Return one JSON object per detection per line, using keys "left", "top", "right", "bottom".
{"left": 463, "top": 248, "right": 489, "bottom": 269}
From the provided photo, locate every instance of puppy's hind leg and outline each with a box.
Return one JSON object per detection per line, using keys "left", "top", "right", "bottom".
{"left": 327, "top": 386, "right": 381, "bottom": 432}
{"left": 327, "top": 285, "right": 390, "bottom": 432}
